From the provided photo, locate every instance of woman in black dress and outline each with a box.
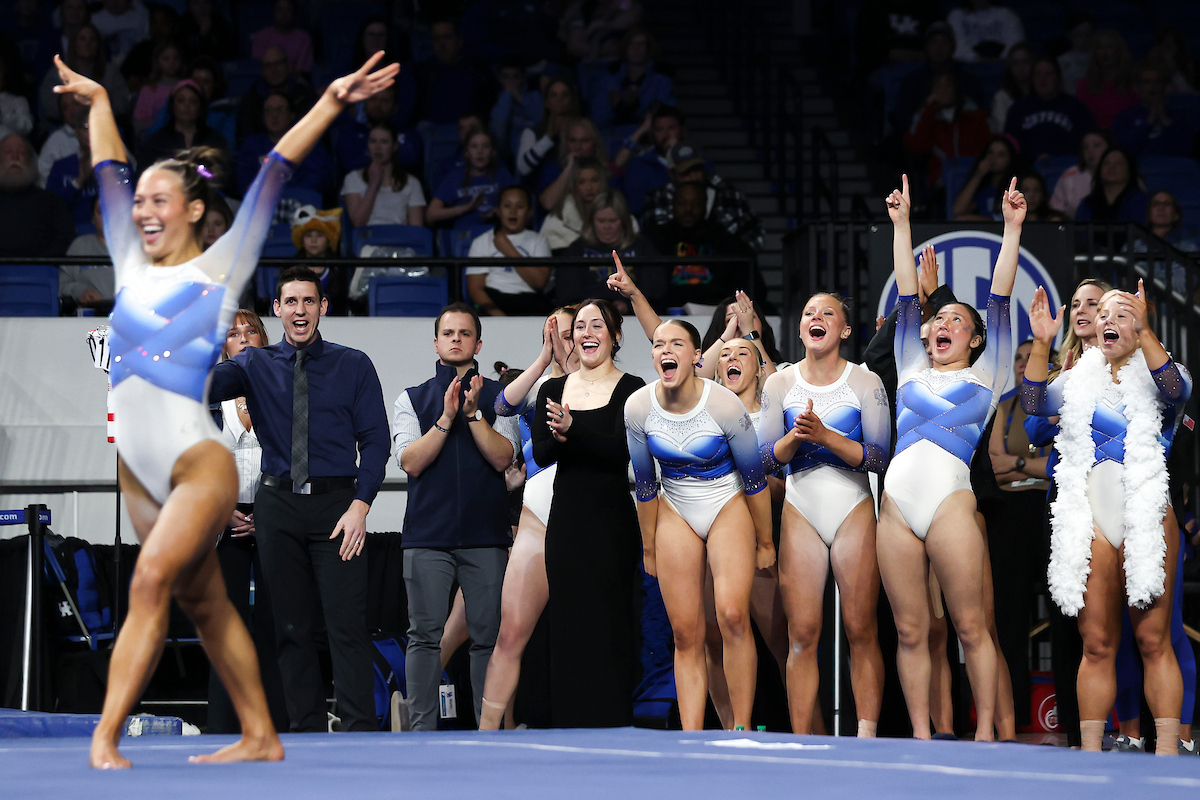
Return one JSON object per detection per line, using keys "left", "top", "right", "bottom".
{"left": 531, "top": 298, "right": 646, "bottom": 727}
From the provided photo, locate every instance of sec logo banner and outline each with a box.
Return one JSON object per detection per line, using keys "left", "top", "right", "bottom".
{"left": 876, "top": 231, "right": 1064, "bottom": 385}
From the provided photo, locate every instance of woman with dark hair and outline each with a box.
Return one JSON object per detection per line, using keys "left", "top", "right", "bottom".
{"left": 1134, "top": 190, "right": 1200, "bottom": 297}
{"left": 206, "top": 309, "right": 288, "bottom": 735}
{"left": 137, "top": 80, "right": 232, "bottom": 184}
{"left": 40, "top": 22, "right": 130, "bottom": 122}
{"left": 1147, "top": 27, "right": 1197, "bottom": 95}
{"left": 201, "top": 193, "right": 232, "bottom": 249}
{"left": 532, "top": 298, "right": 646, "bottom": 726}
{"left": 428, "top": 127, "right": 515, "bottom": 230}
{"left": 515, "top": 77, "right": 579, "bottom": 180}
{"left": 1075, "top": 146, "right": 1147, "bottom": 223}
{"left": 466, "top": 185, "right": 553, "bottom": 316}
{"left": 1049, "top": 129, "right": 1113, "bottom": 217}
{"left": 882, "top": 174, "right": 1024, "bottom": 740}
{"left": 1013, "top": 173, "right": 1066, "bottom": 222}
{"left": 953, "top": 135, "right": 1022, "bottom": 220}
{"left": 758, "top": 292, "right": 890, "bottom": 736}
{"left": 341, "top": 119, "right": 425, "bottom": 227}
{"left": 52, "top": 49, "right": 399, "bottom": 769}
{"left": 591, "top": 27, "right": 676, "bottom": 129}
{"left": 132, "top": 39, "right": 187, "bottom": 138}
{"left": 990, "top": 42, "right": 1034, "bottom": 133}
{"left": 625, "top": 318, "right": 773, "bottom": 730}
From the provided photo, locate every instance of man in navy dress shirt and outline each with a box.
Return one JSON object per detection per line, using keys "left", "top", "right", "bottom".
{"left": 210, "top": 266, "right": 390, "bottom": 732}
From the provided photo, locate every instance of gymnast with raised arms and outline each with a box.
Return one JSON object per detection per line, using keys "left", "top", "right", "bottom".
{"left": 882, "top": 174, "right": 1023, "bottom": 740}
{"left": 51, "top": 51, "right": 399, "bottom": 769}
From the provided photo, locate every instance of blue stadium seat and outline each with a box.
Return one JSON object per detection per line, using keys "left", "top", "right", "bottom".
{"left": 368, "top": 273, "right": 449, "bottom": 316}
{"left": 261, "top": 222, "right": 297, "bottom": 258}
{"left": 75, "top": 221, "right": 96, "bottom": 238}
{"left": 350, "top": 225, "right": 435, "bottom": 257}
{"left": 280, "top": 186, "right": 323, "bottom": 209}
{"left": 1034, "top": 155, "right": 1078, "bottom": 196}
{"left": 941, "top": 156, "right": 976, "bottom": 219}
{"left": 963, "top": 62, "right": 1004, "bottom": 108}
{"left": 1140, "top": 157, "right": 1200, "bottom": 201}
{"left": 438, "top": 225, "right": 492, "bottom": 258}
{"left": 0, "top": 266, "right": 59, "bottom": 316}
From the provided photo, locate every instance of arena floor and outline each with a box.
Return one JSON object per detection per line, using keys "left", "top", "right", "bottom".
{"left": 2, "top": 727, "right": 1198, "bottom": 798}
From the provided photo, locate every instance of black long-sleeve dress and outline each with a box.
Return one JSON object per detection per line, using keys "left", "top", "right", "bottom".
{"left": 532, "top": 372, "right": 646, "bottom": 728}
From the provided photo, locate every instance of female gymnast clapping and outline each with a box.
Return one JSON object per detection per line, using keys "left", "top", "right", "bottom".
{"left": 1022, "top": 281, "right": 1191, "bottom": 754}
{"left": 51, "top": 51, "right": 398, "bottom": 768}
{"left": 881, "top": 174, "right": 1023, "bottom": 740}
{"left": 757, "top": 293, "right": 890, "bottom": 736}
{"left": 625, "top": 320, "right": 775, "bottom": 730}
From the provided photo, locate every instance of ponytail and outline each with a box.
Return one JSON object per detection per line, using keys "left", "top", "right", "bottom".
{"left": 152, "top": 146, "right": 226, "bottom": 240}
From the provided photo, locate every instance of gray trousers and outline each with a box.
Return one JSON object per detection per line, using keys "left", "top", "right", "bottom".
{"left": 403, "top": 547, "right": 508, "bottom": 731}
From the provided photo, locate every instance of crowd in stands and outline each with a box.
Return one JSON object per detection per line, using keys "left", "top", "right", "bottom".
{"left": 865, "top": 0, "right": 1200, "bottom": 273}
{"left": 0, "top": 0, "right": 767, "bottom": 318}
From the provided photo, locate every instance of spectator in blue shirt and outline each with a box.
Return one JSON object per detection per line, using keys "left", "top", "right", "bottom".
{"left": 210, "top": 267, "right": 391, "bottom": 733}
{"left": 237, "top": 91, "right": 335, "bottom": 200}
{"left": 1075, "top": 146, "right": 1147, "bottom": 222}
{"left": 589, "top": 28, "right": 676, "bottom": 130}
{"left": 1112, "top": 63, "right": 1195, "bottom": 159}
{"left": 1004, "top": 57, "right": 1096, "bottom": 160}
{"left": 427, "top": 127, "right": 515, "bottom": 230}
{"left": 623, "top": 104, "right": 684, "bottom": 215}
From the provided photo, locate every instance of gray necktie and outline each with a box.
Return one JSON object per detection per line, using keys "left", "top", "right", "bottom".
{"left": 291, "top": 349, "right": 309, "bottom": 487}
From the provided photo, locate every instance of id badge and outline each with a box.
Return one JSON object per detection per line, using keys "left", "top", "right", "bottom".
{"left": 438, "top": 684, "right": 457, "bottom": 719}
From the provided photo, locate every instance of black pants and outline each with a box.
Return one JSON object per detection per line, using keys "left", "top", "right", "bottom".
{"left": 255, "top": 485, "right": 375, "bottom": 732}
{"left": 486, "top": 287, "right": 552, "bottom": 316}
{"left": 206, "top": 503, "right": 290, "bottom": 734}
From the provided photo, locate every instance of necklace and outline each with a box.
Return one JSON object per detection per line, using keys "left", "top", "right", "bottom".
{"left": 580, "top": 365, "right": 615, "bottom": 398}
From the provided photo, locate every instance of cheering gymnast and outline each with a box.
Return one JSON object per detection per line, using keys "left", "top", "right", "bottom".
{"left": 53, "top": 51, "right": 399, "bottom": 768}
{"left": 479, "top": 308, "right": 577, "bottom": 729}
{"left": 757, "top": 293, "right": 890, "bottom": 736}
{"left": 625, "top": 320, "right": 775, "bottom": 730}
{"left": 1023, "top": 281, "right": 1191, "bottom": 754}
{"left": 881, "top": 175, "right": 1023, "bottom": 740}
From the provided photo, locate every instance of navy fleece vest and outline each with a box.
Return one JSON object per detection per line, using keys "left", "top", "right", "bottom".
{"left": 401, "top": 361, "right": 511, "bottom": 549}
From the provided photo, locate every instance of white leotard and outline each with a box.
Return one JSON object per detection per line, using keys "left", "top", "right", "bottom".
{"left": 496, "top": 375, "right": 557, "bottom": 527}
{"left": 101, "top": 154, "right": 292, "bottom": 503}
{"left": 625, "top": 379, "right": 767, "bottom": 540}
{"left": 758, "top": 361, "right": 890, "bottom": 545}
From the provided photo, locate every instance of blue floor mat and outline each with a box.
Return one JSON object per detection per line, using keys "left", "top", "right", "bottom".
{"left": 0, "top": 726, "right": 1196, "bottom": 798}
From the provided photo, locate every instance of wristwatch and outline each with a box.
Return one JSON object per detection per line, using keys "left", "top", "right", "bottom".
{"left": 469, "top": 409, "right": 484, "bottom": 422}
{"left": 743, "top": 330, "right": 761, "bottom": 341}
{"left": 1015, "top": 456, "right": 1026, "bottom": 470}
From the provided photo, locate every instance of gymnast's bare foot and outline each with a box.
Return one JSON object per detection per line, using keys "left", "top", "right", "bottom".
{"left": 189, "top": 733, "right": 285, "bottom": 764}
{"left": 90, "top": 736, "right": 132, "bottom": 769}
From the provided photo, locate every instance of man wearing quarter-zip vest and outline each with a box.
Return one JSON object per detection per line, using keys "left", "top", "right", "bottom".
{"left": 392, "top": 302, "right": 519, "bottom": 730}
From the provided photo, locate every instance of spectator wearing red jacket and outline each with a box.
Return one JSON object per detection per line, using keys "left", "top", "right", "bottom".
{"left": 903, "top": 70, "right": 992, "bottom": 187}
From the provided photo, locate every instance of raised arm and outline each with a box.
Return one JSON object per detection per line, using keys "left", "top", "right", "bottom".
{"left": 991, "top": 177, "right": 1025, "bottom": 298}
{"left": 51, "top": 55, "right": 126, "bottom": 165}
{"left": 273, "top": 52, "right": 399, "bottom": 167}
{"left": 496, "top": 316, "right": 556, "bottom": 416}
{"left": 1021, "top": 285, "right": 1065, "bottom": 417}
{"left": 887, "top": 174, "right": 919, "bottom": 297}
{"left": 606, "top": 251, "right": 662, "bottom": 339}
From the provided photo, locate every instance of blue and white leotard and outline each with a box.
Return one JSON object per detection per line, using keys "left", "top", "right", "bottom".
{"left": 496, "top": 375, "right": 557, "bottom": 527}
{"left": 102, "top": 153, "right": 293, "bottom": 503}
{"left": 884, "top": 293, "right": 1012, "bottom": 539}
{"left": 625, "top": 379, "right": 768, "bottom": 539}
{"left": 1021, "top": 355, "right": 1191, "bottom": 548}
{"left": 758, "top": 361, "right": 891, "bottom": 545}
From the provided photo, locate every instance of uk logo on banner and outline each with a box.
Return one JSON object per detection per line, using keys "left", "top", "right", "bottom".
{"left": 876, "top": 231, "right": 1064, "bottom": 392}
